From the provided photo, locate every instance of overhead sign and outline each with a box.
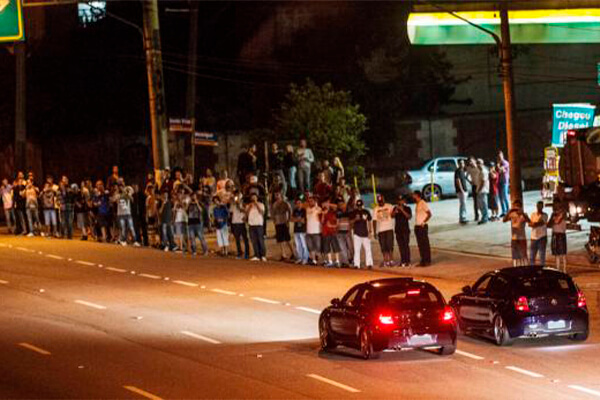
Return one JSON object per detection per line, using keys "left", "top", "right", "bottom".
{"left": 408, "top": 9, "right": 600, "bottom": 45}
{"left": 552, "top": 103, "right": 596, "bottom": 147}
{"left": 194, "top": 131, "right": 218, "bottom": 147}
{"left": 0, "top": 0, "right": 24, "bottom": 43}
{"left": 169, "top": 118, "right": 194, "bottom": 133}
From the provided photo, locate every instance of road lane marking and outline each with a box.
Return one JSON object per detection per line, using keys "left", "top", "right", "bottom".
{"left": 505, "top": 366, "right": 544, "bottom": 378}
{"left": 307, "top": 374, "right": 360, "bottom": 393}
{"left": 173, "top": 280, "right": 198, "bottom": 287}
{"left": 210, "top": 288, "right": 236, "bottom": 296}
{"left": 569, "top": 385, "right": 600, "bottom": 398}
{"left": 296, "top": 306, "right": 321, "bottom": 314}
{"left": 123, "top": 386, "right": 163, "bottom": 400}
{"left": 106, "top": 267, "right": 127, "bottom": 273}
{"left": 75, "top": 260, "right": 95, "bottom": 266}
{"left": 139, "top": 273, "right": 161, "bottom": 280}
{"left": 0, "top": 243, "right": 6, "bottom": 247}
{"left": 16, "top": 247, "right": 34, "bottom": 252}
{"left": 251, "top": 297, "right": 280, "bottom": 304}
{"left": 74, "top": 300, "right": 107, "bottom": 310}
{"left": 18, "top": 342, "right": 51, "bottom": 355}
{"left": 456, "top": 350, "right": 484, "bottom": 360}
{"left": 180, "top": 330, "right": 221, "bottom": 344}
{"left": 46, "top": 254, "right": 64, "bottom": 260}
{"left": 0, "top": 280, "right": 8, "bottom": 284}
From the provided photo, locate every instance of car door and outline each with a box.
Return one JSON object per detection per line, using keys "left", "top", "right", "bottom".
{"left": 484, "top": 274, "right": 512, "bottom": 329}
{"left": 458, "top": 274, "right": 494, "bottom": 330}
{"left": 435, "top": 158, "right": 459, "bottom": 196}
{"left": 343, "top": 287, "right": 373, "bottom": 339}
{"left": 329, "top": 285, "right": 361, "bottom": 338}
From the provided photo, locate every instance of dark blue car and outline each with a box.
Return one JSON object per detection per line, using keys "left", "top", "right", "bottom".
{"left": 449, "top": 266, "right": 589, "bottom": 346}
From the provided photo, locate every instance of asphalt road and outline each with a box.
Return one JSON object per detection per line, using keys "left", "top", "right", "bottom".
{"left": 0, "top": 236, "right": 599, "bottom": 399}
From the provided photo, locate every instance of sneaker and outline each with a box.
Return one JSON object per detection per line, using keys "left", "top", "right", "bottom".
{"left": 163, "top": 246, "right": 169, "bottom": 252}
{"left": 81, "top": 236, "right": 88, "bottom": 241}
{"left": 133, "top": 242, "right": 141, "bottom": 247}
{"left": 27, "top": 232, "right": 34, "bottom": 237}
{"left": 367, "top": 265, "right": 373, "bottom": 270}
{"left": 334, "top": 262, "right": 341, "bottom": 268}
{"left": 40, "top": 232, "right": 46, "bottom": 237}
{"left": 294, "top": 259, "right": 302, "bottom": 264}
{"left": 120, "top": 241, "right": 127, "bottom": 246}
{"left": 250, "top": 257, "right": 259, "bottom": 261}
{"left": 261, "top": 257, "right": 267, "bottom": 262}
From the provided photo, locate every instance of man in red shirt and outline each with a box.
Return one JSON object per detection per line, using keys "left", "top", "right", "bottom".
{"left": 320, "top": 200, "right": 340, "bottom": 267}
{"left": 314, "top": 173, "right": 332, "bottom": 205}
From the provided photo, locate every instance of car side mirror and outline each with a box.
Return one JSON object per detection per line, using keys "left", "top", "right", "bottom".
{"left": 462, "top": 285, "right": 472, "bottom": 295}
{"left": 331, "top": 298, "right": 341, "bottom": 306}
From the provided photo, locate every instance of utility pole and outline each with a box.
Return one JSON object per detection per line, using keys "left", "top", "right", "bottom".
{"left": 142, "top": 0, "right": 170, "bottom": 179}
{"left": 500, "top": 4, "right": 522, "bottom": 203}
{"left": 185, "top": 0, "right": 199, "bottom": 179}
{"left": 15, "top": 41, "right": 26, "bottom": 172}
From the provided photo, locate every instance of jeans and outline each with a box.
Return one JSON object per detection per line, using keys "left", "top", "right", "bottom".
{"left": 175, "top": 221, "right": 189, "bottom": 252}
{"left": 216, "top": 226, "right": 229, "bottom": 247}
{"left": 60, "top": 209, "right": 74, "bottom": 238}
{"left": 478, "top": 192, "right": 489, "bottom": 222}
{"left": 15, "top": 209, "right": 27, "bottom": 234}
{"left": 336, "top": 232, "right": 351, "bottom": 264}
{"left": 297, "top": 165, "right": 311, "bottom": 193}
{"left": 499, "top": 182, "right": 510, "bottom": 215}
{"left": 353, "top": 234, "right": 373, "bottom": 268}
{"left": 26, "top": 208, "right": 41, "bottom": 233}
{"left": 530, "top": 237, "right": 547, "bottom": 266}
{"left": 231, "top": 223, "right": 249, "bottom": 258}
{"left": 395, "top": 229, "right": 411, "bottom": 265}
{"left": 457, "top": 191, "right": 467, "bottom": 222}
{"left": 294, "top": 232, "right": 309, "bottom": 262}
{"left": 43, "top": 209, "right": 57, "bottom": 229}
{"left": 288, "top": 166, "right": 297, "bottom": 190}
{"left": 471, "top": 187, "right": 479, "bottom": 220}
{"left": 414, "top": 225, "right": 431, "bottom": 264}
{"left": 249, "top": 225, "right": 266, "bottom": 258}
{"left": 118, "top": 215, "right": 137, "bottom": 242}
{"left": 161, "top": 222, "right": 175, "bottom": 249}
{"left": 4, "top": 208, "right": 15, "bottom": 232}
{"left": 188, "top": 223, "right": 208, "bottom": 255}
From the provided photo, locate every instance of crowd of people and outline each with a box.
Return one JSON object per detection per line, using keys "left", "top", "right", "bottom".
{"left": 0, "top": 140, "right": 435, "bottom": 269}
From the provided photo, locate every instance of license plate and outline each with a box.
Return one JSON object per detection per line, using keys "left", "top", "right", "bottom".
{"left": 547, "top": 320, "right": 566, "bottom": 330}
{"left": 409, "top": 334, "right": 434, "bottom": 346}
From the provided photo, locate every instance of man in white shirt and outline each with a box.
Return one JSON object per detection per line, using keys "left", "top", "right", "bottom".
{"left": 476, "top": 159, "right": 490, "bottom": 224}
{"left": 529, "top": 201, "right": 548, "bottom": 266}
{"left": 413, "top": 191, "right": 432, "bottom": 266}
{"left": 304, "top": 196, "right": 323, "bottom": 265}
{"left": 246, "top": 194, "right": 267, "bottom": 261}
{"left": 373, "top": 194, "right": 395, "bottom": 267}
{"left": 296, "top": 139, "right": 315, "bottom": 193}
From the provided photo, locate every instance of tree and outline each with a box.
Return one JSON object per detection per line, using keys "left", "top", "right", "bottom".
{"left": 276, "top": 79, "right": 367, "bottom": 165}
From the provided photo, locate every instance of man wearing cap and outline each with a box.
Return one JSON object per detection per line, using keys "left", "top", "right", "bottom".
{"left": 373, "top": 194, "right": 395, "bottom": 267}
{"left": 351, "top": 199, "right": 373, "bottom": 269}
{"left": 413, "top": 191, "right": 432, "bottom": 266}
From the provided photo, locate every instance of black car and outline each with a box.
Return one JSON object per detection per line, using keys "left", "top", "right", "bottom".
{"left": 319, "top": 278, "right": 457, "bottom": 359}
{"left": 449, "top": 266, "right": 589, "bottom": 346}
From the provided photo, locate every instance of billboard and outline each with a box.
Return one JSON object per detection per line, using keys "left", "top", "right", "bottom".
{"left": 0, "top": 0, "right": 24, "bottom": 43}
{"left": 552, "top": 103, "right": 596, "bottom": 147}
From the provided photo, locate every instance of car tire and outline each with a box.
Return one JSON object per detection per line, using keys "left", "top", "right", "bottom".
{"left": 493, "top": 315, "right": 513, "bottom": 346}
{"left": 422, "top": 184, "right": 442, "bottom": 202}
{"left": 319, "top": 317, "right": 336, "bottom": 351}
{"left": 569, "top": 330, "right": 589, "bottom": 342}
{"left": 438, "top": 344, "right": 456, "bottom": 356}
{"left": 359, "top": 328, "right": 378, "bottom": 360}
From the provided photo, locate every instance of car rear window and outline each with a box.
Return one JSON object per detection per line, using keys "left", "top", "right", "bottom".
{"left": 378, "top": 288, "right": 443, "bottom": 309}
{"left": 517, "top": 276, "right": 575, "bottom": 296}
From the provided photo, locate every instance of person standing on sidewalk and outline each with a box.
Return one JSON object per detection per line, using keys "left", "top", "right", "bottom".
{"left": 291, "top": 197, "right": 309, "bottom": 264}
{"left": 271, "top": 191, "right": 294, "bottom": 261}
{"left": 498, "top": 150, "right": 510, "bottom": 217}
{"left": 373, "top": 194, "right": 395, "bottom": 267}
{"left": 321, "top": 200, "right": 341, "bottom": 267}
{"left": 296, "top": 139, "right": 315, "bottom": 193}
{"left": 1, "top": 179, "right": 15, "bottom": 234}
{"left": 187, "top": 192, "right": 209, "bottom": 256}
{"left": 548, "top": 201, "right": 568, "bottom": 272}
{"left": 476, "top": 159, "right": 490, "bottom": 225}
{"left": 413, "top": 191, "right": 432, "bottom": 266}
{"left": 503, "top": 199, "right": 530, "bottom": 266}
{"left": 466, "top": 157, "right": 480, "bottom": 222}
{"left": 392, "top": 195, "right": 412, "bottom": 267}
{"left": 246, "top": 194, "right": 267, "bottom": 261}
{"left": 213, "top": 196, "right": 230, "bottom": 256}
{"left": 336, "top": 198, "right": 352, "bottom": 267}
{"left": 351, "top": 199, "right": 373, "bottom": 269}
{"left": 305, "top": 195, "right": 323, "bottom": 265}
{"left": 230, "top": 192, "right": 249, "bottom": 259}
{"left": 454, "top": 159, "right": 468, "bottom": 225}
{"left": 529, "top": 201, "right": 548, "bottom": 266}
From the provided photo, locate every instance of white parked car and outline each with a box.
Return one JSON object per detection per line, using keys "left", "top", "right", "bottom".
{"left": 408, "top": 157, "right": 470, "bottom": 202}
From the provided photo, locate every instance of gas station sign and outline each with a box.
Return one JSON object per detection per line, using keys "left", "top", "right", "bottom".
{"left": 0, "top": 0, "right": 24, "bottom": 42}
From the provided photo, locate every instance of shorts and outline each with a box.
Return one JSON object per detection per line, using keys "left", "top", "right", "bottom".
{"left": 217, "top": 226, "right": 230, "bottom": 247}
{"left": 551, "top": 233, "right": 567, "bottom": 256}
{"left": 322, "top": 235, "right": 341, "bottom": 254}
{"left": 511, "top": 239, "right": 528, "bottom": 260}
{"left": 96, "top": 214, "right": 110, "bottom": 228}
{"left": 378, "top": 230, "right": 394, "bottom": 253}
{"left": 306, "top": 233, "right": 322, "bottom": 253}
{"left": 275, "top": 223, "right": 291, "bottom": 243}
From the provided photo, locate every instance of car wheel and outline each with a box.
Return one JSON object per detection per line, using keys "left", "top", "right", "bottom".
{"left": 438, "top": 344, "right": 456, "bottom": 356}
{"left": 359, "top": 328, "right": 377, "bottom": 360}
{"left": 319, "top": 317, "right": 336, "bottom": 351}
{"left": 493, "top": 315, "right": 513, "bottom": 346}
{"left": 422, "top": 184, "right": 442, "bottom": 202}
{"left": 569, "top": 330, "right": 589, "bottom": 342}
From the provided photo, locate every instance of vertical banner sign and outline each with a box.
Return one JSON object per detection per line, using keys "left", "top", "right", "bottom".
{"left": 0, "top": 0, "right": 24, "bottom": 42}
{"left": 598, "top": 62, "right": 600, "bottom": 86}
{"left": 552, "top": 103, "right": 596, "bottom": 147}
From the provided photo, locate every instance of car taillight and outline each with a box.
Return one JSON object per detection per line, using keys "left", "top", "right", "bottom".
{"left": 515, "top": 296, "right": 530, "bottom": 312}
{"left": 442, "top": 307, "right": 455, "bottom": 323}
{"left": 378, "top": 314, "right": 394, "bottom": 325}
{"left": 407, "top": 289, "right": 420, "bottom": 295}
{"left": 577, "top": 291, "right": 587, "bottom": 308}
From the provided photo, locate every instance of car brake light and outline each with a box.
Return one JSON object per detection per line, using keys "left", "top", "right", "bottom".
{"left": 407, "top": 289, "right": 420, "bottom": 295}
{"left": 515, "top": 296, "right": 530, "bottom": 312}
{"left": 442, "top": 306, "right": 455, "bottom": 322}
{"left": 378, "top": 314, "right": 394, "bottom": 325}
{"left": 577, "top": 291, "right": 587, "bottom": 308}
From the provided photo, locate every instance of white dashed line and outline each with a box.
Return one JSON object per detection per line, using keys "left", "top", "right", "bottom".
{"left": 18, "top": 342, "right": 51, "bottom": 356}
{"left": 210, "top": 288, "right": 237, "bottom": 296}
{"left": 307, "top": 374, "right": 360, "bottom": 393}
{"left": 123, "top": 385, "right": 163, "bottom": 400}
{"left": 0, "top": 280, "right": 8, "bottom": 284}
{"left": 251, "top": 297, "right": 280, "bottom": 304}
{"left": 295, "top": 306, "right": 321, "bottom": 315}
{"left": 138, "top": 273, "right": 161, "bottom": 280}
{"left": 106, "top": 267, "right": 127, "bottom": 273}
{"left": 569, "top": 385, "right": 600, "bottom": 398}
{"left": 455, "top": 350, "right": 484, "bottom": 360}
{"left": 505, "top": 366, "right": 544, "bottom": 378}
{"left": 172, "top": 280, "right": 198, "bottom": 287}
{"left": 75, "top": 260, "right": 95, "bottom": 266}
{"left": 74, "top": 300, "right": 107, "bottom": 310}
{"left": 180, "top": 330, "right": 222, "bottom": 344}
{"left": 16, "top": 247, "right": 34, "bottom": 252}
{"left": 0, "top": 243, "right": 6, "bottom": 247}
{"left": 46, "top": 254, "right": 64, "bottom": 260}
